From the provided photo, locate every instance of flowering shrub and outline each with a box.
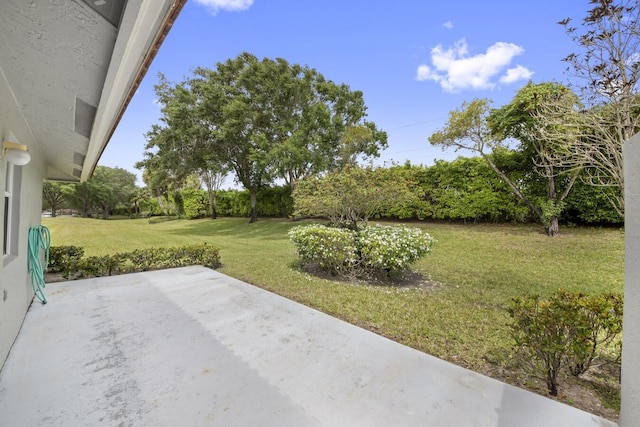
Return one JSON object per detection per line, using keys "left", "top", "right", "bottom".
{"left": 289, "top": 224, "right": 435, "bottom": 276}
{"left": 288, "top": 224, "right": 358, "bottom": 274}
{"left": 357, "top": 225, "right": 435, "bottom": 272}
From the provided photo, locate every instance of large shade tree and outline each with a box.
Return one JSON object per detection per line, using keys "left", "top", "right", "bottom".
{"left": 146, "top": 52, "right": 387, "bottom": 223}
{"left": 42, "top": 181, "right": 72, "bottom": 217}
{"left": 91, "top": 166, "right": 138, "bottom": 219}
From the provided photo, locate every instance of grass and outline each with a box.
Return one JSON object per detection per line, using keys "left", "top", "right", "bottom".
{"left": 42, "top": 216, "right": 624, "bottom": 414}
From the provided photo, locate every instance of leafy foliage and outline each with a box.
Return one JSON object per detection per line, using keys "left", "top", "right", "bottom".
{"left": 91, "top": 166, "right": 138, "bottom": 219}
{"left": 288, "top": 224, "right": 358, "bottom": 274}
{"left": 508, "top": 291, "right": 623, "bottom": 396}
{"left": 144, "top": 52, "right": 386, "bottom": 223}
{"left": 48, "top": 245, "right": 85, "bottom": 277}
{"left": 357, "top": 225, "right": 435, "bottom": 272}
{"left": 182, "top": 189, "right": 208, "bottom": 219}
{"left": 42, "top": 181, "right": 72, "bottom": 217}
{"left": 489, "top": 82, "right": 581, "bottom": 236}
{"left": 536, "top": 0, "right": 640, "bottom": 215}
{"left": 214, "top": 186, "right": 293, "bottom": 218}
{"left": 49, "top": 244, "right": 221, "bottom": 278}
{"left": 173, "top": 158, "right": 619, "bottom": 225}
{"left": 293, "top": 166, "right": 413, "bottom": 229}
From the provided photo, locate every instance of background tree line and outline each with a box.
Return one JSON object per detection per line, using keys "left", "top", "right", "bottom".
{"left": 42, "top": 166, "right": 138, "bottom": 219}
{"left": 45, "top": 1, "right": 638, "bottom": 232}
{"left": 43, "top": 159, "right": 621, "bottom": 226}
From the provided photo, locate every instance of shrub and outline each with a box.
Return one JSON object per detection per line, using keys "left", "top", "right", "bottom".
{"left": 508, "top": 291, "right": 623, "bottom": 396}
{"left": 293, "top": 166, "right": 414, "bottom": 229}
{"left": 357, "top": 225, "right": 435, "bottom": 272}
{"left": 48, "top": 246, "right": 85, "bottom": 277}
{"left": 564, "top": 291, "right": 623, "bottom": 376}
{"left": 288, "top": 224, "right": 358, "bottom": 274}
{"left": 182, "top": 189, "right": 209, "bottom": 219}
{"left": 508, "top": 294, "right": 569, "bottom": 396}
{"left": 74, "top": 254, "right": 123, "bottom": 277}
{"left": 289, "top": 224, "right": 434, "bottom": 277}
{"left": 62, "top": 244, "right": 221, "bottom": 279}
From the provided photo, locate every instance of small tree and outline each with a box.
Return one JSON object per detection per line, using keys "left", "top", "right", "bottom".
{"left": 489, "top": 82, "right": 582, "bottom": 236}
{"left": 293, "top": 166, "right": 413, "bottom": 229}
{"left": 430, "top": 97, "right": 581, "bottom": 236}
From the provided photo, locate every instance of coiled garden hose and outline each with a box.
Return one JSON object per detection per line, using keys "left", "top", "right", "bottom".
{"left": 28, "top": 225, "right": 50, "bottom": 304}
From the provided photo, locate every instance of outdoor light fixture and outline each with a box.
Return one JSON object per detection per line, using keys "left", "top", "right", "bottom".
{"left": 2, "top": 141, "right": 31, "bottom": 166}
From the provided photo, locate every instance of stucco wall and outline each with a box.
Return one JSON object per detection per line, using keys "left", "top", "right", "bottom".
{"left": 621, "top": 134, "right": 640, "bottom": 426}
{"left": 0, "top": 68, "right": 45, "bottom": 366}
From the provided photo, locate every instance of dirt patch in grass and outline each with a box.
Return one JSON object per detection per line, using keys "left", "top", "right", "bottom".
{"left": 298, "top": 263, "right": 445, "bottom": 291}
{"left": 483, "top": 359, "right": 620, "bottom": 422}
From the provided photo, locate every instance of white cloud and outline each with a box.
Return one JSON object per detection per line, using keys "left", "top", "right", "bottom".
{"left": 500, "top": 65, "right": 534, "bottom": 84}
{"left": 415, "top": 39, "right": 533, "bottom": 92}
{"left": 442, "top": 21, "right": 454, "bottom": 29}
{"left": 194, "top": 0, "right": 254, "bottom": 14}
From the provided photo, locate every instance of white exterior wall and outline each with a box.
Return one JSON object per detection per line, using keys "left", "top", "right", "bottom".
{"left": 621, "top": 134, "right": 640, "bottom": 426}
{"left": 0, "top": 68, "right": 45, "bottom": 366}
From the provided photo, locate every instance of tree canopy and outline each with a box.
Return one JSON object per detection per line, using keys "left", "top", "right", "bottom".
{"left": 429, "top": 83, "right": 584, "bottom": 236}
{"left": 489, "top": 82, "right": 581, "bottom": 236}
{"left": 293, "top": 166, "right": 412, "bottom": 229}
{"left": 141, "top": 52, "right": 387, "bottom": 223}
{"left": 535, "top": 0, "right": 640, "bottom": 214}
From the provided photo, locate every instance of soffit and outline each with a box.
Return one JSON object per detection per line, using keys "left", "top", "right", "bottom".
{"left": 0, "top": 0, "right": 184, "bottom": 182}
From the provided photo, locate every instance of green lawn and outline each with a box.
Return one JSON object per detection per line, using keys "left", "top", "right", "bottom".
{"left": 42, "top": 216, "right": 624, "bottom": 413}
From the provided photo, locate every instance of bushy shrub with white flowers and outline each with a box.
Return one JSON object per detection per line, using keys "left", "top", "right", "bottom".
{"left": 288, "top": 224, "right": 358, "bottom": 273}
{"left": 289, "top": 224, "right": 435, "bottom": 277}
{"left": 357, "top": 225, "right": 435, "bottom": 272}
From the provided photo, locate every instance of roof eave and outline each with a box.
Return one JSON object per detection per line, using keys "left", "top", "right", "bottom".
{"left": 81, "top": 0, "right": 186, "bottom": 182}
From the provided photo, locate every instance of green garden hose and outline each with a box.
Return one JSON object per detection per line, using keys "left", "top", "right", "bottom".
{"left": 28, "top": 225, "right": 50, "bottom": 304}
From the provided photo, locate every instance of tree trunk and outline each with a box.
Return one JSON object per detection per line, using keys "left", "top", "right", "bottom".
{"left": 208, "top": 190, "right": 217, "bottom": 219}
{"left": 546, "top": 168, "right": 559, "bottom": 237}
{"left": 482, "top": 154, "right": 543, "bottom": 219}
{"left": 249, "top": 189, "right": 258, "bottom": 223}
{"left": 546, "top": 216, "right": 560, "bottom": 237}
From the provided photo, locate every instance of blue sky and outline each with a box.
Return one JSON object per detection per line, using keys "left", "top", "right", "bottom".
{"left": 100, "top": 0, "right": 590, "bottom": 186}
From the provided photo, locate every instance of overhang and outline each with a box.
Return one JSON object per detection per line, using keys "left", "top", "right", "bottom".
{"left": 0, "top": 0, "right": 185, "bottom": 182}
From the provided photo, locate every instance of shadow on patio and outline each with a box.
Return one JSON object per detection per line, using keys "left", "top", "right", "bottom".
{"left": 0, "top": 266, "right": 617, "bottom": 426}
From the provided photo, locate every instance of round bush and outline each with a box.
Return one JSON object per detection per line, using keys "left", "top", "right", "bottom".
{"left": 289, "top": 224, "right": 358, "bottom": 273}
{"left": 357, "top": 225, "right": 435, "bottom": 272}
{"left": 289, "top": 224, "right": 435, "bottom": 276}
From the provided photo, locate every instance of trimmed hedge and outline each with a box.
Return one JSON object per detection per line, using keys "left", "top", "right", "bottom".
{"left": 48, "top": 244, "right": 221, "bottom": 279}
{"left": 48, "top": 245, "right": 85, "bottom": 277}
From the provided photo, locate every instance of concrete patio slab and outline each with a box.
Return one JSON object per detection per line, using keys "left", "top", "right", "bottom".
{"left": 0, "top": 266, "right": 617, "bottom": 426}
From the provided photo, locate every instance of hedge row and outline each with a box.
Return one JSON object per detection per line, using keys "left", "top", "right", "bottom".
{"left": 48, "top": 244, "right": 221, "bottom": 279}
{"left": 141, "top": 156, "right": 622, "bottom": 225}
